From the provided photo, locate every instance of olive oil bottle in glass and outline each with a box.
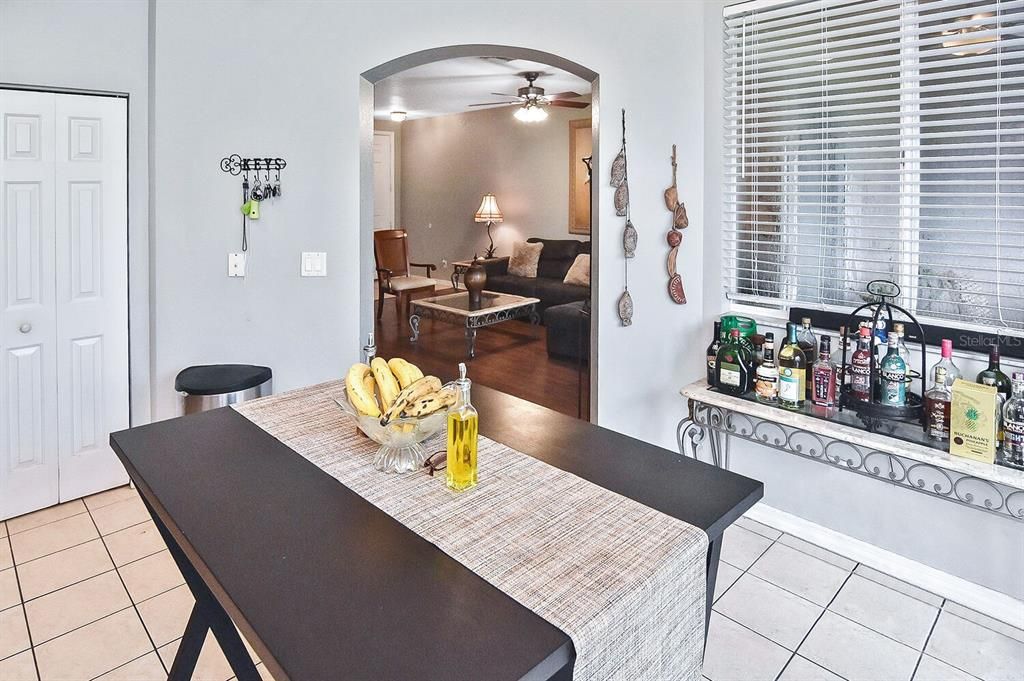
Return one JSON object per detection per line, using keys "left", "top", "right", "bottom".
{"left": 446, "top": 363, "right": 478, "bottom": 492}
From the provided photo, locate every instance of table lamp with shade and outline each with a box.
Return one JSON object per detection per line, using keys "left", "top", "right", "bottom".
{"left": 474, "top": 193, "right": 503, "bottom": 259}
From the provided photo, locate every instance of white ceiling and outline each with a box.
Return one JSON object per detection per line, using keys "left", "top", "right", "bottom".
{"left": 373, "top": 56, "right": 592, "bottom": 120}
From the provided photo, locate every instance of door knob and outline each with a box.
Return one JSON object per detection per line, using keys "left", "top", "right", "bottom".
{"left": 19, "top": 323, "right": 31, "bottom": 334}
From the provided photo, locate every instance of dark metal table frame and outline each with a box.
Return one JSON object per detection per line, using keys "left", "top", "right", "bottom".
{"left": 410, "top": 298, "right": 540, "bottom": 358}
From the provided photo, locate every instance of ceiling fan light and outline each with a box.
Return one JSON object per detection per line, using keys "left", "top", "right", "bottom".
{"left": 390, "top": 111, "right": 407, "bottom": 122}
{"left": 514, "top": 102, "right": 548, "bottom": 123}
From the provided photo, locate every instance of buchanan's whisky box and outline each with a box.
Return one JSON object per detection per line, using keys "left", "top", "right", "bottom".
{"left": 950, "top": 379, "right": 998, "bottom": 464}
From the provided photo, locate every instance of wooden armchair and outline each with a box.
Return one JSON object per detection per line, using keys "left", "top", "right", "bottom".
{"left": 373, "top": 229, "right": 437, "bottom": 322}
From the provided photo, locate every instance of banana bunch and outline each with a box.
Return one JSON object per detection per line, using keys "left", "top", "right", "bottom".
{"left": 344, "top": 357, "right": 455, "bottom": 423}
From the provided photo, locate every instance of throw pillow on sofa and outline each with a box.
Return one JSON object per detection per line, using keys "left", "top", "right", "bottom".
{"left": 563, "top": 254, "right": 590, "bottom": 287}
{"left": 508, "top": 241, "right": 544, "bottom": 278}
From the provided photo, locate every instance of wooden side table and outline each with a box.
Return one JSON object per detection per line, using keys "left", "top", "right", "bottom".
{"left": 451, "top": 257, "right": 504, "bottom": 290}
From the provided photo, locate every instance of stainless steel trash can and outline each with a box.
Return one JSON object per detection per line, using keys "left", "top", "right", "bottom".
{"left": 175, "top": 364, "right": 273, "bottom": 415}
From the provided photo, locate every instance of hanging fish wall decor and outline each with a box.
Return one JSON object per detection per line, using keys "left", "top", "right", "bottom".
{"left": 665, "top": 144, "right": 687, "bottom": 305}
{"left": 613, "top": 109, "right": 634, "bottom": 326}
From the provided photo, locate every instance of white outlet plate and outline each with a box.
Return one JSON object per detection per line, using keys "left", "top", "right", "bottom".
{"left": 228, "top": 252, "right": 246, "bottom": 277}
{"left": 301, "top": 251, "right": 327, "bottom": 277}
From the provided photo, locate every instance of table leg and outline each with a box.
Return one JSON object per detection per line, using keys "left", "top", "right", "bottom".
{"left": 451, "top": 269, "right": 460, "bottom": 290}
{"left": 410, "top": 314, "right": 420, "bottom": 342}
{"left": 466, "top": 325, "right": 477, "bottom": 358}
{"left": 139, "top": 493, "right": 261, "bottom": 681}
{"left": 704, "top": 535, "right": 723, "bottom": 650}
{"left": 529, "top": 309, "right": 540, "bottom": 325}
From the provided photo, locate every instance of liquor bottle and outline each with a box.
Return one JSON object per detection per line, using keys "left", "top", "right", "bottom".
{"left": 797, "top": 317, "right": 817, "bottom": 398}
{"left": 755, "top": 333, "right": 778, "bottom": 403}
{"left": 706, "top": 321, "right": 723, "bottom": 385}
{"left": 850, "top": 326, "right": 873, "bottom": 401}
{"left": 812, "top": 335, "right": 837, "bottom": 407}
{"left": 1002, "top": 372, "right": 1024, "bottom": 467}
{"left": 892, "top": 322, "right": 911, "bottom": 365}
{"left": 715, "top": 329, "right": 752, "bottom": 395}
{"left": 931, "top": 339, "right": 961, "bottom": 387}
{"left": 879, "top": 336, "right": 907, "bottom": 407}
{"left": 871, "top": 319, "right": 888, "bottom": 367}
{"left": 982, "top": 376, "right": 1006, "bottom": 453}
{"left": 778, "top": 322, "right": 807, "bottom": 409}
{"left": 925, "top": 366, "right": 952, "bottom": 441}
{"left": 977, "top": 344, "right": 1011, "bottom": 398}
{"left": 751, "top": 334, "right": 766, "bottom": 369}
{"left": 446, "top": 363, "right": 478, "bottom": 492}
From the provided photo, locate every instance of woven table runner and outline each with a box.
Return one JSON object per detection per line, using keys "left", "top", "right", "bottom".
{"left": 234, "top": 381, "right": 708, "bottom": 680}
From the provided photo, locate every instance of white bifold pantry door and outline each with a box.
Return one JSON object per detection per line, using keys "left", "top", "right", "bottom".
{"left": 0, "top": 89, "right": 129, "bottom": 520}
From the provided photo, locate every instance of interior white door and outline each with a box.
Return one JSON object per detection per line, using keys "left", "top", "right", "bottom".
{"left": 0, "top": 90, "right": 128, "bottom": 519}
{"left": 373, "top": 131, "right": 395, "bottom": 229}
{"left": 54, "top": 94, "right": 129, "bottom": 501}
{"left": 0, "top": 90, "right": 60, "bottom": 519}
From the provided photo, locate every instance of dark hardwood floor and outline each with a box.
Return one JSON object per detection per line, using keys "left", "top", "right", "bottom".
{"left": 375, "top": 291, "right": 590, "bottom": 419}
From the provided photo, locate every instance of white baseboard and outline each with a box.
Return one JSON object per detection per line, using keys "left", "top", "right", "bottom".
{"left": 745, "top": 503, "right": 1024, "bottom": 630}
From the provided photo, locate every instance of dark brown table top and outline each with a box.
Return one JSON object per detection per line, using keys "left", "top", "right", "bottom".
{"left": 110, "top": 385, "right": 762, "bottom": 681}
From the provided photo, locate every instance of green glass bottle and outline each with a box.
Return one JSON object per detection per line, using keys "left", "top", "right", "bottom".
{"left": 715, "top": 329, "right": 752, "bottom": 395}
{"left": 977, "top": 344, "right": 1011, "bottom": 398}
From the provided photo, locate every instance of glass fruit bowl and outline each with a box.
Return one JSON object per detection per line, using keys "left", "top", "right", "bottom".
{"left": 334, "top": 393, "right": 449, "bottom": 473}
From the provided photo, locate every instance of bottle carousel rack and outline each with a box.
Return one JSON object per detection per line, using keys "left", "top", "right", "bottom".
{"left": 838, "top": 280, "right": 928, "bottom": 430}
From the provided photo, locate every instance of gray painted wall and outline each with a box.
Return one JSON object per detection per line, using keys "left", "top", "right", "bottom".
{"left": 394, "top": 104, "right": 591, "bottom": 276}
{"left": 0, "top": 0, "right": 152, "bottom": 425}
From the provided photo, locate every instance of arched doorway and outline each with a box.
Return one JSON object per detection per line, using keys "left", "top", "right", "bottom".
{"left": 358, "top": 45, "right": 599, "bottom": 420}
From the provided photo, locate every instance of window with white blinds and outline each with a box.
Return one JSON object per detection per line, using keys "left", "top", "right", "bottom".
{"left": 723, "top": 0, "right": 1024, "bottom": 333}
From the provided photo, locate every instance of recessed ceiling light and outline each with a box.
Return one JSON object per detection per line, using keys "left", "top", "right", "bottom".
{"left": 390, "top": 111, "right": 408, "bottom": 122}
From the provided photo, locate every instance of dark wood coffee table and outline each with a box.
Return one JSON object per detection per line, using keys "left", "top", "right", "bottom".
{"left": 110, "top": 387, "right": 763, "bottom": 681}
{"left": 409, "top": 290, "right": 541, "bottom": 358}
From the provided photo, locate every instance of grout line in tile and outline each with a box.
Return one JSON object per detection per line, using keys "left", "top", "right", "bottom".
{"left": 911, "top": 599, "right": 945, "bottom": 681}
{"left": 775, "top": 565, "right": 858, "bottom": 681}
{"left": 5, "top": 508, "right": 90, "bottom": 537}
{"left": 11, "top": 535, "right": 98, "bottom": 567}
{"left": 825, "top": 605, "right": 932, "bottom": 654}
{"left": 86, "top": 648, "right": 158, "bottom": 681}
{"left": 27, "top": 602, "right": 137, "bottom": 647}
{"left": 86, "top": 506, "right": 170, "bottom": 676}
{"left": 7, "top": 533, "right": 41, "bottom": 681}
{"left": 713, "top": 607, "right": 798, "bottom": 653}
{"left": 20, "top": 567, "right": 119, "bottom": 604}
{"left": 96, "top": 517, "right": 150, "bottom": 539}
{"left": 853, "top": 564, "right": 942, "bottom": 610}
{"left": 939, "top": 600, "right": 1024, "bottom": 643}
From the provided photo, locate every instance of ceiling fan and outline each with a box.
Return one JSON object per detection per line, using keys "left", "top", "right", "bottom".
{"left": 469, "top": 72, "right": 590, "bottom": 121}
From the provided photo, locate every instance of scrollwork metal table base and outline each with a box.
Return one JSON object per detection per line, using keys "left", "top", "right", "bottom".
{"left": 410, "top": 304, "right": 540, "bottom": 359}
{"left": 678, "top": 400, "right": 1024, "bottom": 523}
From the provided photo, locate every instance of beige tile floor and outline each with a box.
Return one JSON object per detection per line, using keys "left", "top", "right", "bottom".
{"left": 3, "top": 489, "right": 1022, "bottom": 681}
{"left": 0, "top": 487, "right": 273, "bottom": 681}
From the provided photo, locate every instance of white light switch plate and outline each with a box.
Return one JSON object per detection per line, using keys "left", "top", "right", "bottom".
{"left": 228, "top": 252, "right": 246, "bottom": 277}
{"left": 301, "top": 251, "right": 327, "bottom": 277}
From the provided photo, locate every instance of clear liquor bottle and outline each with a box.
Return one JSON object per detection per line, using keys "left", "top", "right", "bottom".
{"left": 811, "top": 335, "right": 836, "bottom": 407}
{"left": 778, "top": 322, "right": 807, "bottom": 409}
{"left": 1002, "top": 372, "right": 1024, "bottom": 468}
{"left": 755, "top": 333, "right": 778, "bottom": 404}
{"left": 850, "top": 326, "right": 873, "bottom": 402}
{"left": 930, "top": 339, "right": 961, "bottom": 387}
{"left": 892, "top": 322, "right": 911, "bottom": 365}
{"left": 982, "top": 376, "right": 1006, "bottom": 454}
{"left": 879, "top": 336, "right": 907, "bottom": 407}
{"left": 797, "top": 317, "right": 817, "bottom": 399}
{"left": 925, "top": 366, "right": 951, "bottom": 441}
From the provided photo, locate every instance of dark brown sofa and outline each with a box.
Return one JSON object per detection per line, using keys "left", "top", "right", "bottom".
{"left": 482, "top": 238, "right": 590, "bottom": 314}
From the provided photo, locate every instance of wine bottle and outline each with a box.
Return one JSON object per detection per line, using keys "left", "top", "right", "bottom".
{"left": 977, "top": 344, "right": 1011, "bottom": 398}
{"left": 778, "top": 322, "right": 807, "bottom": 409}
{"left": 716, "top": 328, "right": 752, "bottom": 395}
{"left": 879, "top": 336, "right": 907, "bottom": 407}
{"left": 982, "top": 376, "right": 1006, "bottom": 453}
{"left": 850, "top": 326, "right": 873, "bottom": 402}
{"left": 811, "top": 335, "right": 836, "bottom": 407}
{"left": 755, "top": 333, "right": 778, "bottom": 403}
{"left": 706, "top": 321, "right": 723, "bottom": 385}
